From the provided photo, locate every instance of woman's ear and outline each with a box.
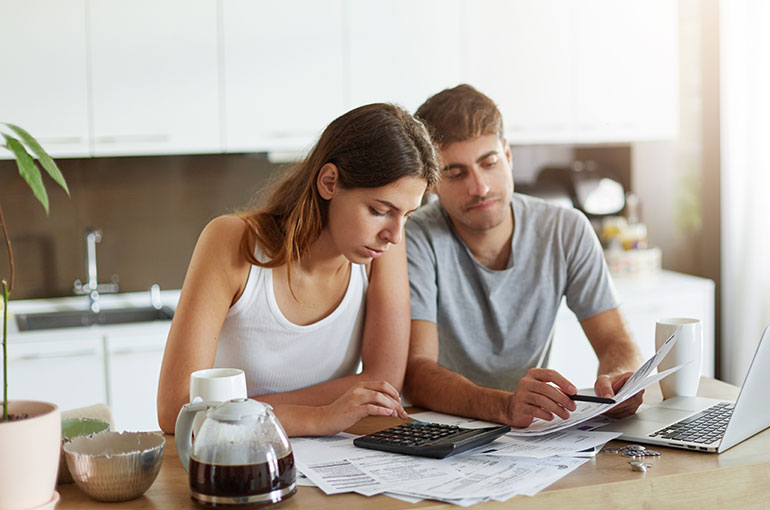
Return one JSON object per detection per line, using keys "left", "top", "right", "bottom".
{"left": 317, "top": 163, "right": 339, "bottom": 200}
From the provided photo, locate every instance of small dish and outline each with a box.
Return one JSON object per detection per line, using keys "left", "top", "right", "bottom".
{"left": 63, "top": 431, "right": 165, "bottom": 502}
{"left": 58, "top": 417, "right": 110, "bottom": 484}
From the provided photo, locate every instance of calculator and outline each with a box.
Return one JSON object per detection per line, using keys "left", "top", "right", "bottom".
{"left": 353, "top": 421, "right": 511, "bottom": 459}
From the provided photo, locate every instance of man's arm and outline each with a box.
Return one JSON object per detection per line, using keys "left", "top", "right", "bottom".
{"left": 404, "top": 320, "right": 578, "bottom": 428}
{"left": 582, "top": 308, "right": 644, "bottom": 418}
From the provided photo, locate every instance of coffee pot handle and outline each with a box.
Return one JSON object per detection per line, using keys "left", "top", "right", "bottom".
{"left": 175, "top": 401, "right": 212, "bottom": 472}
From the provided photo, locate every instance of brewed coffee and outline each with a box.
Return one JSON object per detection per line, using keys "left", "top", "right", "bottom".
{"left": 189, "top": 453, "right": 295, "bottom": 507}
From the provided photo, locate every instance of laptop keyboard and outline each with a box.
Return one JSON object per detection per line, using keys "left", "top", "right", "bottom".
{"left": 649, "top": 402, "right": 734, "bottom": 444}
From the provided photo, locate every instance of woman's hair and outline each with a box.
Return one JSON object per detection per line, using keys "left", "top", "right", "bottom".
{"left": 415, "top": 84, "right": 504, "bottom": 149}
{"left": 238, "top": 103, "right": 438, "bottom": 272}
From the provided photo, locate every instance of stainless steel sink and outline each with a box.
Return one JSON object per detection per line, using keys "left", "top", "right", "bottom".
{"left": 15, "top": 306, "right": 174, "bottom": 331}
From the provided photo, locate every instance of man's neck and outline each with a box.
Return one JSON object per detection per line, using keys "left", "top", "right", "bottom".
{"left": 450, "top": 204, "right": 514, "bottom": 271}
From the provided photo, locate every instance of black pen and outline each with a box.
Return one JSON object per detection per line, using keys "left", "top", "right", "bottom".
{"left": 568, "top": 394, "right": 616, "bottom": 404}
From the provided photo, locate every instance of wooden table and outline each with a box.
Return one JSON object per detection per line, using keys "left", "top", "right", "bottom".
{"left": 57, "top": 378, "right": 770, "bottom": 509}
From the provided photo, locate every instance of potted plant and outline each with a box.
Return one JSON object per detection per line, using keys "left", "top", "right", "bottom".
{"left": 1, "top": 122, "right": 70, "bottom": 510}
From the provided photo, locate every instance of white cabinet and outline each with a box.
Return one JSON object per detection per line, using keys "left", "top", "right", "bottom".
{"left": 346, "top": 0, "right": 463, "bottom": 113}
{"left": 0, "top": 0, "right": 90, "bottom": 157}
{"left": 88, "top": 0, "right": 221, "bottom": 156}
{"left": 463, "top": 0, "right": 573, "bottom": 142}
{"left": 0, "top": 336, "right": 107, "bottom": 412}
{"left": 547, "top": 271, "right": 715, "bottom": 389}
{"left": 106, "top": 328, "right": 169, "bottom": 432}
{"left": 572, "top": 0, "right": 678, "bottom": 141}
{"left": 222, "top": 0, "right": 347, "bottom": 153}
{"left": 462, "top": 0, "right": 678, "bottom": 144}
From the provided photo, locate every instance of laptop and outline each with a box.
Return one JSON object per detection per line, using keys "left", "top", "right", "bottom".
{"left": 599, "top": 325, "right": 770, "bottom": 453}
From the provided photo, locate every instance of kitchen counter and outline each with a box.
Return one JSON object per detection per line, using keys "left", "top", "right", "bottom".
{"left": 56, "top": 378, "right": 770, "bottom": 509}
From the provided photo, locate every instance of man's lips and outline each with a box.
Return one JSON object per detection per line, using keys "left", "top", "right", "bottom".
{"left": 465, "top": 198, "right": 498, "bottom": 212}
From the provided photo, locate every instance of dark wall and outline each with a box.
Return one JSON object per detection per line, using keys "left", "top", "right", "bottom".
{"left": 0, "top": 153, "right": 278, "bottom": 299}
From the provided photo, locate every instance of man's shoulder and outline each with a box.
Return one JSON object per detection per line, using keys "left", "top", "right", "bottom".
{"left": 513, "top": 193, "right": 589, "bottom": 229}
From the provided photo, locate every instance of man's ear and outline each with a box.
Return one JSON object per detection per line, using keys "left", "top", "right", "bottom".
{"left": 503, "top": 139, "right": 512, "bottom": 167}
{"left": 317, "top": 163, "right": 339, "bottom": 200}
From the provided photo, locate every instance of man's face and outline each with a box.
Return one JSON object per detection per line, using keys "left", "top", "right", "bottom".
{"left": 433, "top": 134, "right": 514, "bottom": 233}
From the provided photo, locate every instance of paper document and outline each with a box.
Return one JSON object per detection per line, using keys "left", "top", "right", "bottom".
{"left": 507, "top": 333, "right": 683, "bottom": 436}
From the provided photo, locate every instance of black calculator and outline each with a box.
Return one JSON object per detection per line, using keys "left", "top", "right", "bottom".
{"left": 353, "top": 421, "right": 511, "bottom": 459}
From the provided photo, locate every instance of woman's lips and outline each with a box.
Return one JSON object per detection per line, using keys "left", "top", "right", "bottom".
{"left": 365, "top": 246, "right": 384, "bottom": 259}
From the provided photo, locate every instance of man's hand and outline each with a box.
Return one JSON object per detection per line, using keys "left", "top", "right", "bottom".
{"left": 594, "top": 372, "right": 643, "bottom": 419}
{"left": 506, "top": 368, "right": 578, "bottom": 428}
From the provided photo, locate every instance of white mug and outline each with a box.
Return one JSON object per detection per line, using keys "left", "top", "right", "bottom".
{"left": 189, "top": 368, "right": 247, "bottom": 435}
{"left": 655, "top": 318, "right": 703, "bottom": 399}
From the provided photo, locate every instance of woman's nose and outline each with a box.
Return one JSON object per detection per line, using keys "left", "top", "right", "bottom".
{"left": 380, "top": 219, "right": 403, "bottom": 245}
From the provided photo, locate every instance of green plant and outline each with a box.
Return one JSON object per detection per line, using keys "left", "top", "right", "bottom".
{"left": 1, "top": 122, "right": 69, "bottom": 421}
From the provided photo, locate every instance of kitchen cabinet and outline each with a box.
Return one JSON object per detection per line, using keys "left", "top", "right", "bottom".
{"left": 88, "top": 0, "right": 221, "bottom": 156}
{"left": 346, "top": 0, "right": 463, "bottom": 113}
{"left": 462, "top": 0, "right": 678, "bottom": 144}
{"left": 105, "top": 328, "right": 169, "bottom": 432}
{"left": 547, "top": 270, "right": 715, "bottom": 389}
{"left": 222, "top": 0, "right": 347, "bottom": 154}
{"left": 463, "top": 0, "right": 573, "bottom": 143}
{"left": 0, "top": 336, "right": 107, "bottom": 412}
{"left": 571, "top": 0, "right": 678, "bottom": 142}
{"left": 0, "top": 0, "right": 90, "bottom": 157}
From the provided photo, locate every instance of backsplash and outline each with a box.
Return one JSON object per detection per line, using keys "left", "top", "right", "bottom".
{"left": 1, "top": 145, "right": 618, "bottom": 300}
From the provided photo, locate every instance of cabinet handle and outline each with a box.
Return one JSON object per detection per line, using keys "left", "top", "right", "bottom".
{"left": 36, "top": 137, "right": 84, "bottom": 145}
{"left": 109, "top": 347, "right": 164, "bottom": 356}
{"left": 15, "top": 349, "right": 98, "bottom": 361}
{"left": 95, "top": 134, "right": 169, "bottom": 144}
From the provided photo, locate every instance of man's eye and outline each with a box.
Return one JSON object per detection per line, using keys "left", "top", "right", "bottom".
{"left": 482, "top": 157, "right": 498, "bottom": 168}
{"left": 444, "top": 169, "right": 463, "bottom": 179}
{"left": 369, "top": 207, "right": 386, "bottom": 217}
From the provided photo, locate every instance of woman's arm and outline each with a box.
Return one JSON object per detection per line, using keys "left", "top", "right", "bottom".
{"left": 156, "top": 215, "right": 250, "bottom": 433}
{"left": 256, "top": 239, "right": 411, "bottom": 407}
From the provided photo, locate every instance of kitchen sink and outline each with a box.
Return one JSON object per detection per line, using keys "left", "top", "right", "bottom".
{"left": 15, "top": 306, "right": 175, "bottom": 331}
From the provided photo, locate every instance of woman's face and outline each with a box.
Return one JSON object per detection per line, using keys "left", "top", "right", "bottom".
{"left": 321, "top": 170, "right": 427, "bottom": 264}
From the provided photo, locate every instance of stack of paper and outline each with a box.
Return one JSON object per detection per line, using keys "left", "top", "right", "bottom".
{"left": 291, "top": 333, "right": 681, "bottom": 506}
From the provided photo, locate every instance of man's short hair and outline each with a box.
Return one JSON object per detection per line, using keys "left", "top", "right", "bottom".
{"left": 415, "top": 84, "right": 504, "bottom": 148}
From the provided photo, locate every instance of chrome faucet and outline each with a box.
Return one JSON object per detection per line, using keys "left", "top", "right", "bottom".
{"left": 73, "top": 228, "right": 119, "bottom": 313}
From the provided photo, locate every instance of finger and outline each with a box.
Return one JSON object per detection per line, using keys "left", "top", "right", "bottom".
{"left": 365, "top": 389, "right": 407, "bottom": 418}
{"left": 531, "top": 369, "right": 578, "bottom": 395}
{"left": 525, "top": 392, "right": 571, "bottom": 420}
{"left": 527, "top": 380, "right": 576, "bottom": 412}
{"left": 594, "top": 375, "right": 614, "bottom": 398}
{"left": 362, "top": 380, "right": 401, "bottom": 401}
{"left": 611, "top": 372, "right": 633, "bottom": 392}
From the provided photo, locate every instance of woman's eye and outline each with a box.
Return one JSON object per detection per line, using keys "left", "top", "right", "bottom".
{"left": 369, "top": 207, "right": 386, "bottom": 217}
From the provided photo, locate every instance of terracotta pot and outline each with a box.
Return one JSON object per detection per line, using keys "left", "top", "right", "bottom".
{"left": 0, "top": 401, "right": 60, "bottom": 510}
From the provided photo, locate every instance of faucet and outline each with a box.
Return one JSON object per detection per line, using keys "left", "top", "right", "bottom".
{"left": 73, "top": 227, "right": 119, "bottom": 313}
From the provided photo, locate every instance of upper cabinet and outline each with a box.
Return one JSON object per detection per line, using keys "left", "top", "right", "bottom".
{"left": 0, "top": 0, "right": 90, "bottom": 157}
{"left": 463, "top": 0, "right": 678, "bottom": 144}
{"left": 222, "top": 0, "right": 346, "bottom": 153}
{"left": 463, "top": 0, "right": 573, "bottom": 143}
{"left": 88, "top": 0, "right": 220, "bottom": 156}
{"left": 0, "top": 0, "right": 679, "bottom": 159}
{"left": 346, "top": 0, "right": 463, "bottom": 113}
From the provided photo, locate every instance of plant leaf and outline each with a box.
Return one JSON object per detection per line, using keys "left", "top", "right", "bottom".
{"left": 4, "top": 122, "right": 69, "bottom": 196}
{"left": 2, "top": 134, "right": 49, "bottom": 215}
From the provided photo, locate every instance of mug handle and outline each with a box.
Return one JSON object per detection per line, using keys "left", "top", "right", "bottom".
{"left": 175, "top": 401, "right": 214, "bottom": 472}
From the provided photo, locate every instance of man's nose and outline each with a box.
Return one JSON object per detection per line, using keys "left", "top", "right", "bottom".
{"left": 468, "top": 168, "right": 490, "bottom": 197}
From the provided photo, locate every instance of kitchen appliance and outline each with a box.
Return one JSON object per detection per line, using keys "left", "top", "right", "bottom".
{"left": 517, "top": 161, "right": 626, "bottom": 217}
{"left": 176, "top": 398, "right": 296, "bottom": 508}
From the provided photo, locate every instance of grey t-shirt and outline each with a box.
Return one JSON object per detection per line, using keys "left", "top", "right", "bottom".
{"left": 406, "top": 193, "right": 620, "bottom": 392}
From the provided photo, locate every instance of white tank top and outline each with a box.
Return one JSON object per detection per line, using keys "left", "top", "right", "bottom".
{"left": 213, "top": 251, "right": 368, "bottom": 397}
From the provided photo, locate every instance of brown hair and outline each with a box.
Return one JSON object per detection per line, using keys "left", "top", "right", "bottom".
{"left": 239, "top": 103, "right": 438, "bottom": 273}
{"left": 415, "top": 84, "right": 504, "bottom": 148}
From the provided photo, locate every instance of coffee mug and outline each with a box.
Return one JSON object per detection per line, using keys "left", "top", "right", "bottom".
{"left": 189, "top": 368, "right": 247, "bottom": 435}
{"left": 655, "top": 318, "right": 703, "bottom": 399}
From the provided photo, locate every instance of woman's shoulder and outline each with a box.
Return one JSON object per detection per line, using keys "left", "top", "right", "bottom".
{"left": 196, "top": 215, "right": 252, "bottom": 268}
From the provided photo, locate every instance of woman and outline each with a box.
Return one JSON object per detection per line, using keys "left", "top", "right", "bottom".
{"left": 157, "top": 104, "right": 438, "bottom": 436}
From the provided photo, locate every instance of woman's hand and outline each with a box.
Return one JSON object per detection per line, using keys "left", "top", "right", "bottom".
{"left": 314, "top": 381, "right": 408, "bottom": 436}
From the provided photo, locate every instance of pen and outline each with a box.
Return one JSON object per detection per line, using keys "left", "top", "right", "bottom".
{"left": 568, "top": 394, "right": 616, "bottom": 404}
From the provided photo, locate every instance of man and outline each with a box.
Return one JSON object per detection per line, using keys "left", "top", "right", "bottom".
{"left": 404, "top": 85, "right": 643, "bottom": 428}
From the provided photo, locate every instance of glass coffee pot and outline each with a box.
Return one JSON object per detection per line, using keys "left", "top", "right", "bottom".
{"left": 176, "top": 398, "right": 296, "bottom": 508}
